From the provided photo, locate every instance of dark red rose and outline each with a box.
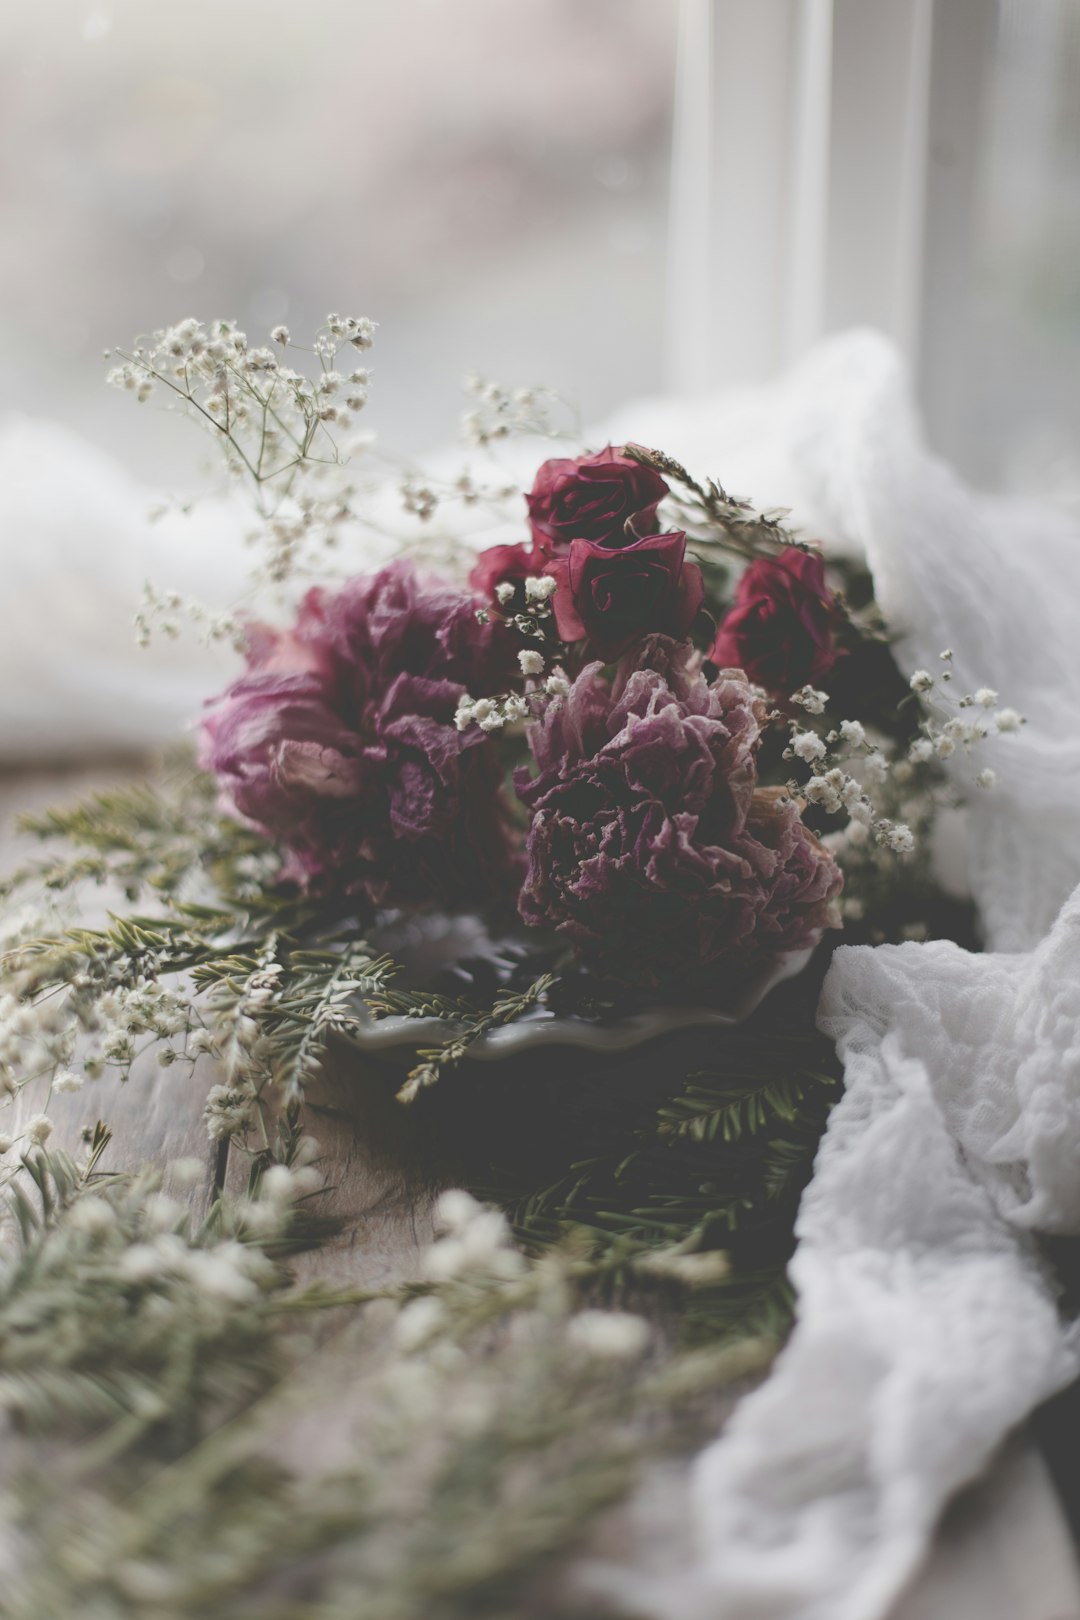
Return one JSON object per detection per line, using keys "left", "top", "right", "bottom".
{"left": 526, "top": 444, "right": 668, "bottom": 553}
{"left": 709, "top": 548, "right": 839, "bottom": 695}
{"left": 548, "top": 531, "right": 705, "bottom": 663}
{"left": 469, "top": 540, "right": 544, "bottom": 603}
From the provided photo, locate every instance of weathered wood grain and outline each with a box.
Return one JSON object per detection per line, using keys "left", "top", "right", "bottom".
{"left": 222, "top": 1039, "right": 440, "bottom": 1290}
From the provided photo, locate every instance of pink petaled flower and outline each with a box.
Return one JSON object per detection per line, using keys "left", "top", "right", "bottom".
{"left": 710, "top": 547, "right": 840, "bottom": 696}
{"left": 526, "top": 444, "right": 668, "bottom": 554}
{"left": 547, "top": 530, "right": 705, "bottom": 663}
{"left": 515, "top": 636, "right": 842, "bottom": 996}
{"left": 201, "top": 562, "right": 519, "bottom": 913}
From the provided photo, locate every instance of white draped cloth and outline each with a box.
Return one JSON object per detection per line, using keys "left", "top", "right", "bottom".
{"left": 4, "top": 332, "right": 1080, "bottom": 1618}
{"left": 623, "top": 335, "right": 1080, "bottom": 1620}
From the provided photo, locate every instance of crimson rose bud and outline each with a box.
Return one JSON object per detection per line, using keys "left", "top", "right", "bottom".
{"left": 526, "top": 444, "right": 668, "bottom": 553}
{"left": 548, "top": 531, "right": 705, "bottom": 663}
{"left": 710, "top": 547, "right": 839, "bottom": 694}
{"left": 469, "top": 540, "right": 543, "bottom": 603}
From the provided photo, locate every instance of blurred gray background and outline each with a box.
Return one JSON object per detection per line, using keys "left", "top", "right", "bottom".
{"left": 0, "top": 0, "right": 674, "bottom": 482}
{"left": 0, "top": 0, "right": 1077, "bottom": 493}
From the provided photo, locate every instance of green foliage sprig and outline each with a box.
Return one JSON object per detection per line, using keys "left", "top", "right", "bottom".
{"left": 0, "top": 1147, "right": 770, "bottom": 1620}
{"left": 371, "top": 973, "right": 558, "bottom": 1102}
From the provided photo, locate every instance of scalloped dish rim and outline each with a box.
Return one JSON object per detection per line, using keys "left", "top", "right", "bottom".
{"left": 342, "top": 946, "right": 814, "bottom": 1062}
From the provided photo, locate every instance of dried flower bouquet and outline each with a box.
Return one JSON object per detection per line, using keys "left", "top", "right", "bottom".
{"left": 1, "top": 313, "right": 1021, "bottom": 1333}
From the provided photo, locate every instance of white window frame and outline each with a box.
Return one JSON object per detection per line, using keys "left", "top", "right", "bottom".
{"left": 665, "top": 0, "right": 996, "bottom": 460}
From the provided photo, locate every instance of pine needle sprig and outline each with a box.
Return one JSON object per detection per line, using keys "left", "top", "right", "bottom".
{"left": 656, "top": 1068, "right": 838, "bottom": 1145}
{"left": 391, "top": 972, "right": 557, "bottom": 1103}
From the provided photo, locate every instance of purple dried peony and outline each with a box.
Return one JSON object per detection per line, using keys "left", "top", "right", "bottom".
{"left": 201, "top": 561, "right": 519, "bottom": 912}
{"left": 515, "top": 636, "right": 842, "bottom": 996}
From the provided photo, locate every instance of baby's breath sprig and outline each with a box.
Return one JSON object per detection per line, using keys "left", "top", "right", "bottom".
{"left": 780, "top": 647, "right": 1023, "bottom": 887}
{"left": 106, "top": 313, "right": 376, "bottom": 520}
{"left": 783, "top": 701, "right": 908, "bottom": 854}
{"left": 460, "top": 373, "right": 578, "bottom": 448}
{"left": 905, "top": 650, "right": 1025, "bottom": 790}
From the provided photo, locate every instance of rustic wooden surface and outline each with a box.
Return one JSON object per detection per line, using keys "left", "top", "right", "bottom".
{"left": 3, "top": 761, "right": 1079, "bottom": 1618}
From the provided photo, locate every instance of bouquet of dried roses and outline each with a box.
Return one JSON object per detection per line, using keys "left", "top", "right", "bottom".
{"left": 2, "top": 315, "right": 1018, "bottom": 1197}
{"left": 201, "top": 446, "right": 849, "bottom": 1014}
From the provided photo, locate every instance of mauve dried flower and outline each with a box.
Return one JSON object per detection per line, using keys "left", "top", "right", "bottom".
{"left": 515, "top": 636, "right": 841, "bottom": 996}
{"left": 202, "top": 561, "right": 519, "bottom": 914}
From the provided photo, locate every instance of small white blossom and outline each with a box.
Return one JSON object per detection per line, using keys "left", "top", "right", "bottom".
{"left": 518, "top": 649, "right": 545, "bottom": 677}
{"left": 976, "top": 768, "right": 997, "bottom": 789}
{"left": 435, "top": 1188, "right": 483, "bottom": 1233}
{"left": 260, "top": 1163, "right": 321, "bottom": 1204}
{"left": 119, "top": 1243, "right": 165, "bottom": 1284}
{"left": 935, "top": 735, "right": 956, "bottom": 758}
{"left": 791, "top": 731, "right": 826, "bottom": 764}
{"left": 454, "top": 698, "right": 475, "bottom": 732}
{"left": 525, "top": 575, "right": 557, "bottom": 603}
{"left": 910, "top": 670, "right": 935, "bottom": 693}
{"left": 67, "top": 1197, "right": 114, "bottom": 1236}
{"left": 994, "top": 708, "right": 1023, "bottom": 733}
{"left": 973, "top": 688, "right": 998, "bottom": 708}
{"left": 495, "top": 581, "right": 515, "bottom": 605}
{"left": 183, "top": 1246, "right": 260, "bottom": 1302}
{"left": 348, "top": 317, "right": 377, "bottom": 350}
{"left": 545, "top": 672, "right": 571, "bottom": 699}
{"left": 908, "top": 738, "right": 934, "bottom": 764}
{"left": 804, "top": 776, "right": 842, "bottom": 814}
{"left": 271, "top": 324, "right": 290, "bottom": 345}
{"left": 53, "top": 1069, "right": 83, "bottom": 1093}
{"left": 202, "top": 1084, "right": 254, "bottom": 1142}
{"left": 877, "top": 822, "right": 915, "bottom": 854}
{"left": 145, "top": 1194, "right": 184, "bottom": 1233}
{"left": 838, "top": 720, "right": 866, "bottom": 749}
{"left": 24, "top": 1113, "right": 53, "bottom": 1146}
{"left": 566, "top": 1310, "right": 650, "bottom": 1361}
{"left": 395, "top": 1296, "right": 446, "bottom": 1351}
{"left": 424, "top": 1190, "right": 524, "bottom": 1282}
{"left": 791, "top": 686, "right": 828, "bottom": 714}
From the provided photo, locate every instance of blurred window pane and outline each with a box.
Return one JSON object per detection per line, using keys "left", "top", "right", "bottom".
{"left": 0, "top": 0, "right": 675, "bottom": 478}
{"left": 955, "top": 0, "right": 1080, "bottom": 496}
